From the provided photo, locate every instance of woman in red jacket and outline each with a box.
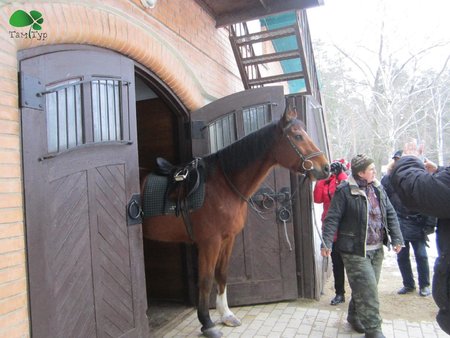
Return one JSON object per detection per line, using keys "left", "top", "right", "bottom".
{"left": 314, "top": 160, "right": 348, "bottom": 305}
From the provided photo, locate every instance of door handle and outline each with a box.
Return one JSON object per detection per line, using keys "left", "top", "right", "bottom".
{"left": 127, "top": 193, "right": 142, "bottom": 225}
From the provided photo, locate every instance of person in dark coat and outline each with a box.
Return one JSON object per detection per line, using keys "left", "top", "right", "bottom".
{"left": 390, "top": 141, "right": 450, "bottom": 335}
{"left": 314, "top": 160, "right": 348, "bottom": 305}
{"left": 321, "top": 154, "right": 403, "bottom": 338}
{"left": 381, "top": 150, "right": 434, "bottom": 297}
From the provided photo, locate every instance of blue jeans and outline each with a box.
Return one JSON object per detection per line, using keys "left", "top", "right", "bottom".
{"left": 397, "top": 239, "right": 430, "bottom": 289}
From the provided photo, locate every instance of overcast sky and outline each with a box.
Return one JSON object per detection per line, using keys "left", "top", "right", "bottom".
{"left": 307, "top": 0, "right": 450, "bottom": 70}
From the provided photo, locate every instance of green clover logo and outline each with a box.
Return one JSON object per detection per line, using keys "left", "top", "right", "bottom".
{"left": 9, "top": 10, "right": 44, "bottom": 31}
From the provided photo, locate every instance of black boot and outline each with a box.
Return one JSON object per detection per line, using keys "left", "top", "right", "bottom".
{"left": 347, "top": 298, "right": 365, "bottom": 333}
{"left": 347, "top": 315, "right": 365, "bottom": 333}
{"left": 330, "top": 294, "right": 345, "bottom": 305}
{"left": 436, "top": 309, "right": 450, "bottom": 335}
{"left": 365, "top": 331, "right": 385, "bottom": 338}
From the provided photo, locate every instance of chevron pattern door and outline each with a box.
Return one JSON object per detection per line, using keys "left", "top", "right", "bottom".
{"left": 20, "top": 47, "right": 149, "bottom": 337}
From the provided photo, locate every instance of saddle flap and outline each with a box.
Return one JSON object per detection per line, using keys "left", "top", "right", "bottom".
{"left": 142, "top": 172, "right": 205, "bottom": 218}
{"left": 156, "top": 157, "right": 175, "bottom": 175}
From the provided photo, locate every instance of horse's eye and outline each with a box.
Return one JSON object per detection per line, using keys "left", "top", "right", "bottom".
{"left": 294, "top": 134, "right": 303, "bottom": 141}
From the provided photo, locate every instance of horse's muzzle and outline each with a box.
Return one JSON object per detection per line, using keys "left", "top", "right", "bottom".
{"left": 310, "top": 163, "right": 330, "bottom": 180}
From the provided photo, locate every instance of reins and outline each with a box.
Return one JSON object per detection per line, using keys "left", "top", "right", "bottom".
{"left": 218, "top": 154, "right": 268, "bottom": 218}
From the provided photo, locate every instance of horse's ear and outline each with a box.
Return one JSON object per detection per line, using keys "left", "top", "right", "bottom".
{"left": 282, "top": 100, "right": 298, "bottom": 125}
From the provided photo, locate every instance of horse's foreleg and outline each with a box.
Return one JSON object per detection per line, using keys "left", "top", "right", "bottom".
{"left": 197, "top": 239, "right": 223, "bottom": 338}
{"left": 215, "top": 237, "right": 241, "bottom": 327}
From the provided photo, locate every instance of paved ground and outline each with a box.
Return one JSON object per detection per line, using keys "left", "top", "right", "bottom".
{"left": 153, "top": 234, "right": 446, "bottom": 337}
{"left": 154, "top": 301, "right": 446, "bottom": 338}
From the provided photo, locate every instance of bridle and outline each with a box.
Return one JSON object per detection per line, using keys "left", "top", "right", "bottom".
{"left": 220, "top": 118, "right": 324, "bottom": 216}
{"left": 283, "top": 120, "right": 324, "bottom": 172}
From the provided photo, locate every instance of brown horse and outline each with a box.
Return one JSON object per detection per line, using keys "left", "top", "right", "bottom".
{"left": 142, "top": 105, "right": 329, "bottom": 337}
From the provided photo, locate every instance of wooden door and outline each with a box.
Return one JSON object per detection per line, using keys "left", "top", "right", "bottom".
{"left": 21, "top": 48, "right": 149, "bottom": 337}
{"left": 192, "top": 87, "right": 298, "bottom": 305}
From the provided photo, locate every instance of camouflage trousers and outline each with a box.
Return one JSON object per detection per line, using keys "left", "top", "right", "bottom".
{"left": 341, "top": 248, "right": 384, "bottom": 333}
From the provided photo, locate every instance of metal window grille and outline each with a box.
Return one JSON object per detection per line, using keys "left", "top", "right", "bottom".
{"left": 46, "top": 79, "right": 83, "bottom": 153}
{"left": 91, "top": 79, "right": 123, "bottom": 143}
{"left": 243, "top": 104, "right": 271, "bottom": 135}
{"left": 208, "top": 113, "right": 237, "bottom": 153}
{"left": 45, "top": 77, "right": 125, "bottom": 154}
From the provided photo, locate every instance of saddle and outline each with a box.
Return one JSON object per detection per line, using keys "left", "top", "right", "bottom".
{"left": 142, "top": 157, "right": 205, "bottom": 240}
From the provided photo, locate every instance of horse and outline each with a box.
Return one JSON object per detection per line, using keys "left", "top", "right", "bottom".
{"left": 141, "top": 104, "right": 330, "bottom": 338}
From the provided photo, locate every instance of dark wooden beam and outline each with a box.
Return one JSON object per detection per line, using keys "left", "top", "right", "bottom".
{"left": 215, "top": 0, "right": 324, "bottom": 27}
{"left": 195, "top": 0, "right": 324, "bottom": 27}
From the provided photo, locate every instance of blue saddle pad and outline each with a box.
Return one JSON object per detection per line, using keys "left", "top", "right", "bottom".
{"left": 142, "top": 173, "right": 205, "bottom": 218}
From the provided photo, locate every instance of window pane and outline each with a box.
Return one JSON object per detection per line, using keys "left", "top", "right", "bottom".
{"left": 57, "top": 89, "right": 67, "bottom": 150}
{"left": 208, "top": 114, "right": 237, "bottom": 152}
{"left": 92, "top": 79, "right": 122, "bottom": 143}
{"left": 46, "top": 92, "right": 58, "bottom": 153}
{"left": 243, "top": 104, "right": 271, "bottom": 136}
{"left": 46, "top": 79, "right": 82, "bottom": 153}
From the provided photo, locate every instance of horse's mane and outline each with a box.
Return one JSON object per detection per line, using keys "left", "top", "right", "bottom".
{"left": 204, "top": 122, "right": 279, "bottom": 174}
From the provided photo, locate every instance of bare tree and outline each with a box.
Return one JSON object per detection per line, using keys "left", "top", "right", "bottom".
{"left": 313, "top": 26, "right": 450, "bottom": 169}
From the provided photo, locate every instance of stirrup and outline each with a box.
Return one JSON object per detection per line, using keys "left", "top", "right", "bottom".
{"left": 174, "top": 168, "right": 188, "bottom": 181}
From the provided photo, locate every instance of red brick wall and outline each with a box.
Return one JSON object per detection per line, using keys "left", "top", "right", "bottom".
{"left": 0, "top": 1, "right": 243, "bottom": 335}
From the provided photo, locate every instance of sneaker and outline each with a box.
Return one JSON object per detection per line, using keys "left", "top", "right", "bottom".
{"left": 397, "top": 286, "right": 415, "bottom": 294}
{"left": 419, "top": 286, "right": 431, "bottom": 297}
{"left": 330, "top": 294, "right": 345, "bottom": 305}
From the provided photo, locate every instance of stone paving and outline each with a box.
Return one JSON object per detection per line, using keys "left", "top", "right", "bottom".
{"left": 155, "top": 301, "right": 447, "bottom": 337}
{"left": 155, "top": 234, "right": 446, "bottom": 338}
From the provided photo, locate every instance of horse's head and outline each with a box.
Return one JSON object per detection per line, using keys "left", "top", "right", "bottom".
{"left": 274, "top": 104, "right": 330, "bottom": 180}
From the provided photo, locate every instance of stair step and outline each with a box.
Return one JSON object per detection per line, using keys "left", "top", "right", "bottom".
{"left": 242, "top": 50, "right": 301, "bottom": 66}
{"left": 248, "top": 71, "right": 305, "bottom": 87}
{"left": 233, "top": 25, "right": 297, "bottom": 46}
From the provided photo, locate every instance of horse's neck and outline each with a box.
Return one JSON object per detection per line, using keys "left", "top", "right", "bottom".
{"left": 230, "top": 158, "right": 275, "bottom": 198}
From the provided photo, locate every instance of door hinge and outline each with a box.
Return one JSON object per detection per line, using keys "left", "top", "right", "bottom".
{"left": 191, "top": 120, "right": 205, "bottom": 139}
{"left": 20, "top": 73, "right": 45, "bottom": 110}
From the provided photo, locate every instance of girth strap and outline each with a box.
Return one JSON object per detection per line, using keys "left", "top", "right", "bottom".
{"left": 167, "top": 157, "right": 203, "bottom": 241}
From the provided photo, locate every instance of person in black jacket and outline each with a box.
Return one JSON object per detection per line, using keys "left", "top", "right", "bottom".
{"left": 321, "top": 154, "right": 403, "bottom": 338}
{"left": 390, "top": 141, "right": 450, "bottom": 335}
{"left": 381, "top": 150, "right": 434, "bottom": 297}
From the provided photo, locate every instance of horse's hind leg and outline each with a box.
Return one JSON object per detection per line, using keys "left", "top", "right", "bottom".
{"left": 197, "top": 239, "right": 223, "bottom": 338}
{"left": 215, "top": 237, "right": 241, "bottom": 327}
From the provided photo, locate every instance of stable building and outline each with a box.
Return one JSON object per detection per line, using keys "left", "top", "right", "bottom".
{"left": 0, "top": 0, "right": 329, "bottom": 336}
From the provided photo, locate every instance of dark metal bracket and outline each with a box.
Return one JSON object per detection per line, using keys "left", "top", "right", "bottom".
{"left": 20, "top": 73, "right": 45, "bottom": 110}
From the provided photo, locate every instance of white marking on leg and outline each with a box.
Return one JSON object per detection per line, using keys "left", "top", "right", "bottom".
{"left": 216, "top": 286, "right": 233, "bottom": 318}
{"left": 216, "top": 286, "right": 242, "bottom": 326}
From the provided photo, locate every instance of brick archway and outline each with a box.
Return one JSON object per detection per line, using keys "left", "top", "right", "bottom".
{"left": 2, "top": 2, "right": 204, "bottom": 110}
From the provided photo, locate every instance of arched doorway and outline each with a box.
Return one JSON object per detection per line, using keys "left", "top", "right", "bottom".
{"left": 134, "top": 66, "right": 197, "bottom": 330}
{"left": 20, "top": 44, "right": 193, "bottom": 337}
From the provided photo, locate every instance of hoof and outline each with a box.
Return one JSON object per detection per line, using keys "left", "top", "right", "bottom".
{"left": 202, "top": 327, "right": 223, "bottom": 338}
{"left": 221, "top": 314, "right": 242, "bottom": 327}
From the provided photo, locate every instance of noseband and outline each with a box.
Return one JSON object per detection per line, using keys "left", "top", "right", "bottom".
{"left": 283, "top": 122, "right": 323, "bottom": 172}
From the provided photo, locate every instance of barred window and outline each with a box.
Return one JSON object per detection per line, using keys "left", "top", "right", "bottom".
{"left": 45, "top": 77, "right": 125, "bottom": 155}
{"left": 91, "top": 79, "right": 123, "bottom": 142}
{"left": 208, "top": 113, "right": 237, "bottom": 153}
{"left": 243, "top": 104, "right": 271, "bottom": 136}
{"left": 46, "top": 79, "right": 83, "bottom": 153}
